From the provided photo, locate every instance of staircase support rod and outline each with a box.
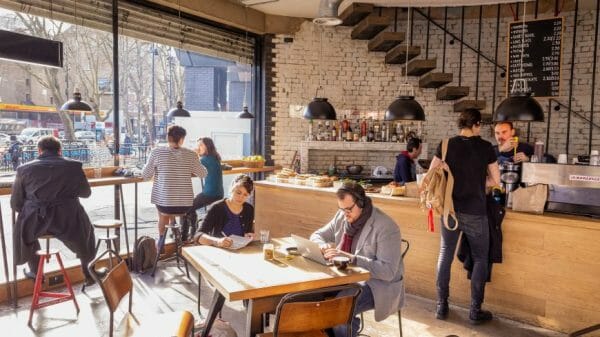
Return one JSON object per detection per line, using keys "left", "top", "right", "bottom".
{"left": 552, "top": 99, "right": 600, "bottom": 129}
{"left": 458, "top": 6, "right": 465, "bottom": 87}
{"left": 442, "top": 7, "right": 448, "bottom": 73}
{"left": 546, "top": 100, "right": 552, "bottom": 149}
{"left": 425, "top": 8, "right": 431, "bottom": 59}
{"left": 589, "top": 0, "right": 599, "bottom": 153}
{"left": 566, "top": 0, "right": 579, "bottom": 154}
{"left": 492, "top": 4, "right": 501, "bottom": 113}
{"left": 410, "top": 8, "right": 414, "bottom": 46}
{"left": 414, "top": 8, "right": 505, "bottom": 72}
{"left": 475, "top": 5, "right": 482, "bottom": 100}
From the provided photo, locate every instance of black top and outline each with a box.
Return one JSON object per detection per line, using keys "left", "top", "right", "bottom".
{"left": 197, "top": 199, "right": 254, "bottom": 238}
{"left": 435, "top": 136, "right": 497, "bottom": 215}
{"left": 493, "top": 142, "right": 534, "bottom": 164}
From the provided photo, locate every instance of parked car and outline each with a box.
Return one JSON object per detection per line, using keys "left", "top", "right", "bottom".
{"left": 0, "top": 133, "right": 10, "bottom": 146}
{"left": 18, "top": 128, "right": 58, "bottom": 145}
{"left": 75, "top": 130, "right": 96, "bottom": 141}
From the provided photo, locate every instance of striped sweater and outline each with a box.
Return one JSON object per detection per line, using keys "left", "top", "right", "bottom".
{"left": 142, "top": 146, "right": 207, "bottom": 207}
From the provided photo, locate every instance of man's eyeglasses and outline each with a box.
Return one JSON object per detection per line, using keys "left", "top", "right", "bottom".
{"left": 339, "top": 203, "right": 356, "bottom": 213}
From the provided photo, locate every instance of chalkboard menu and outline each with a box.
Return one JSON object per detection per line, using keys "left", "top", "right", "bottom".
{"left": 507, "top": 17, "right": 563, "bottom": 98}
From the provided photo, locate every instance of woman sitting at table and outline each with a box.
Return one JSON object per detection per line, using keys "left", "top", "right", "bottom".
{"left": 142, "top": 125, "right": 207, "bottom": 250}
{"left": 194, "top": 174, "right": 255, "bottom": 248}
{"left": 181, "top": 137, "right": 224, "bottom": 241}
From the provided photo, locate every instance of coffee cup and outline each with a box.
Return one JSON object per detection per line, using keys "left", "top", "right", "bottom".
{"left": 332, "top": 256, "right": 350, "bottom": 270}
{"left": 557, "top": 153, "right": 568, "bottom": 164}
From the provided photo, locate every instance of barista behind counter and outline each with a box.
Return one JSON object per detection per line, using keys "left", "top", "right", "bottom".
{"left": 393, "top": 137, "right": 422, "bottom": 185}
{"left": 493, "top": 122, "right": 533, "bottom": 164}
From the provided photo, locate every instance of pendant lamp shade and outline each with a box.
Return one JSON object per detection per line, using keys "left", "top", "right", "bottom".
{"left": 167, "top": 101, "right": 190, "bottom": 119}
{"left": 60, "top": 91, "right": 92, "bottom": 111}
{"left": 237, "top": 106, "right": 254, "bottom": 119}
{"left": 493, "top": 92, "right": 544, "bottom": 122}
{"left": 385, "top": 95, "right": 425, "bottom": 121}
{"left": 303, "top": 97, "right": 336, "bottom": 120}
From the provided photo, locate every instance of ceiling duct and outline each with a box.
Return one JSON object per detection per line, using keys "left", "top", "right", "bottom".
{"left": 313, "top": 0, "right": 343, "bottom": 26}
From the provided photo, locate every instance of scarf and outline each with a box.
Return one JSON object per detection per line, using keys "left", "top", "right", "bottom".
{"left": 339, "top": 197, "right": 373, "bottom": 253}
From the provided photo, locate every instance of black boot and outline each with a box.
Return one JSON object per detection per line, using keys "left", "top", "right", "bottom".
{"left": 436, "top": 300, "right": 449, "bottom": 320}
{"left": 156, "top": 234, "right": 166, "bottom": 254}
{"left": 469, "top": 305, "right": 493, "bottom": 325}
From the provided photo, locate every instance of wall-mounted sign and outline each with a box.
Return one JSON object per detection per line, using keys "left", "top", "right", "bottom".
{"left": 0, "top": 30, "right": 63, "bottom": 68}
{"left": 507, "top": 17, "right": 563, "bottom": 98}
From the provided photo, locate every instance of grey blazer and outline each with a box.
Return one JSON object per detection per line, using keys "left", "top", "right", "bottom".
{"left": 310, "top": 207, "right": 404, "bottom": 321}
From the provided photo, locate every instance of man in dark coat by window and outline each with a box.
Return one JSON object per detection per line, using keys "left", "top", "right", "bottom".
{"left": 11, "top": 136, "right": 96, "bottom": 284}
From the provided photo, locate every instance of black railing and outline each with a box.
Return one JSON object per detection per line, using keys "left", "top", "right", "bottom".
{"left": 547, "top": 98, "right": 600, "bottom": 151}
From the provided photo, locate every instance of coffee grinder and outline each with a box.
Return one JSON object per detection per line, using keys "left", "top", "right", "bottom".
{"left": 500, "top": 161, "right": 521, "bottom": 207}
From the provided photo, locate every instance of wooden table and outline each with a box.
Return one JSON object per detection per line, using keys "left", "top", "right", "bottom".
{"left": 182, "top": 238, "right": 370, "bottom": 337}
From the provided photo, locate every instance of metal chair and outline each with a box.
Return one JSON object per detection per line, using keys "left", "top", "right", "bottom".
{"left": 151, "top": 215, "right": 190, "bottom": 278}
{"left": 257, "top": 283, "right": 362, "bottom": 337}
{"left": 89, "top": 248, "right": 194, "bottom": 337}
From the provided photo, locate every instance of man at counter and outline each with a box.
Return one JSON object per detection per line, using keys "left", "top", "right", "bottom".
{"left": 393, "top": 137, "right": 422, "bottom": 185}
{"left": 493, "top": 122, "right": 533, "bottom": 164}
{"left": 11, "top": 136, "right": 97, "bottom": 285}
{"left": 310, "top": 181, "right": 403, "bottom": 337}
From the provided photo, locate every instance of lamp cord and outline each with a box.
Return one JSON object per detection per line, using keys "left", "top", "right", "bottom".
{"left": 404, "top": 2, "right": 411, "bottom": 84}
{"left": 317, "top": 26, "right": 323, "bottom": 97}
{"left": 242, "top": 6, "right": 249, "bottom": 108}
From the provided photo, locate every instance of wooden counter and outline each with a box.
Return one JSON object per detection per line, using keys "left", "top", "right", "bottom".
{"left": 254, "top": 180, "right": 600, "bottom": 333}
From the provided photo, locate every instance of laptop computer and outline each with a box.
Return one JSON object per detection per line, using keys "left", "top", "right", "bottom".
{"left": 291, "top": 234, "right": 333, "bottom": 266}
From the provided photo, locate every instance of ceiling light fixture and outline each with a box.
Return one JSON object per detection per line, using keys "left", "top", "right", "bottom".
{"left": 313, "top": 0, "right": 343, "bottom": 26}
{"left": 303, "top": 26, "right": 336, "bottom": 120}
{"left": 493, "top": 0, "right": 544, "bottom": 122}
{"left": 385, "top": 4, "right": 425, "bottom": 121}
{"left": 238, "top": 6, "right": 255, "bottom": 119}
{"left": 167, "top": 0, "right": 190, "bottom": 121}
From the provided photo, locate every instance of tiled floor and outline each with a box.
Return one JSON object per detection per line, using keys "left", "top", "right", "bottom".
{"left": 0, "top": 260, "right": 568, "bottom": 337}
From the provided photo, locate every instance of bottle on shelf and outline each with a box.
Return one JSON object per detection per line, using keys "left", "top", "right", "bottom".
{"left": 315, "top": 121, "right": 322, "bottom": 141}
{"left": 325, "top": 121, "right": 331, "bottom": 141}
{"left": 374, "top": 120, "right": 381, "bottom": 142}
{"left": 360, "top": 118, "right": 367, "bottom": 141}
{"left": 391, "top": 123, "right": 398, "bottom": 142}
{"left": 381, "top": 122, "right": 387, "bottom": 142}
{"left": 342, "top": 115, "right": 349, "bottom": 133}
{"left": 396, "top": 123, "right": 404, "bottom": 143}
{"left": 331, "top": 123, "right": 337, "bottom": 141}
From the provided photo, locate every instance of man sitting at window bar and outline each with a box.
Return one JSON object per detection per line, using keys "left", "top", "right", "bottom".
{"left": 11, "top": 136, "right": 97, "bottom": 285}
{"left": 310, "top": 181, "right": 404, "bottom": 337}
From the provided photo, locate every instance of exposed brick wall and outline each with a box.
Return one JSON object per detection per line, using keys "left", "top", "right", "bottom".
{"left": 184, "top": 66, "right": 215, "bottom": 110}
{"left": 267, "top": 8, "right": 600, "bottom": 170}
{"left": 263, "top": 34, "right": 276, "bottom": 165}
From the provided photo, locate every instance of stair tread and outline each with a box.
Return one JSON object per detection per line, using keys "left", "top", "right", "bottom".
{"left": 403, "top": 59, "right": 437, "bottom": 76}
{"left": 340, "top": 3, "right": 374, "bottom": 26}
{"left": 351, "top": 15, "right": 392, "bottom": 40}
{"left": 437, "top": 86, "right": 470, "bottom": 100}
{"left": 368, "top": 31, "right": 406, "bottom": 52}
{"left": 419, "top": 72, "right": 453, "bottom": 88}
{"left": 454, "top": 99, "right": 487, "bottom": 112}
{"left": 385, "top": 45, "right": 421, "bottom": 64}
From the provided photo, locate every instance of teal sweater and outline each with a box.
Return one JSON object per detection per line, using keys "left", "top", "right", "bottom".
{"left": 200, "top": 155, "right": 224, "bottom": 198}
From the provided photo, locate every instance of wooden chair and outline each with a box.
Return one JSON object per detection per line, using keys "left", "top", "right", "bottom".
{"left": 357, "top": 238, "right": 409, "bottom": 337}
{"left": 89, "top": 249, "right": 194, "bottom": 337}
{"left": 257, "top": 284, "right": 362, "bottom": 337}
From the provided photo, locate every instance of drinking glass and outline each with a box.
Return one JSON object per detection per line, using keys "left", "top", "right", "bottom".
{"left": 260, "top": 229, "right": 270, "bottom": 244}
{"left": 94, "top": 167, "right": 102, "bottom": 178}
{"left": 263, "top": 243, "right": 274, "bottom": 260}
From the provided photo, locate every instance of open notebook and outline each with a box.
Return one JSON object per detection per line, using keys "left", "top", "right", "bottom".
{"left": 227, "top": 234, "right": 253, "bottom": 250}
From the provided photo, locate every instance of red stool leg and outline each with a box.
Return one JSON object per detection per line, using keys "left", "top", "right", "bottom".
{"left": 54, "top": 253, "right": 79, "bottom": 314}
{"left": 28, "top": 253, "right": 47, "bottom": 326}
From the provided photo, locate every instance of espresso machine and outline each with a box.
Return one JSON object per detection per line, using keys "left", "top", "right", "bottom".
{"left": 521, "top": 163, "right": 600, "bottom": 217}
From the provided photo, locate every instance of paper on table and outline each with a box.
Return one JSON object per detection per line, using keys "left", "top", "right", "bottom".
{"left": 228, "top": 234, "right": 253, "bottom": 250}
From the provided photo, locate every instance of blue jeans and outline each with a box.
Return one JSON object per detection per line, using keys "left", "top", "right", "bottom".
{"left": 333, "top": 283, "right": 375, "bottom": 337}
{"left": 436, "top": 212, "right": 489, "bottom": 308}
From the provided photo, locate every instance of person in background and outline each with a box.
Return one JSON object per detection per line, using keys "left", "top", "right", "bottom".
{"left": 310, "top": 181, "right": 404, "bottom": 337}
{"left": 393, "top": 137, "right": 422, "bottom": 185}
{"left": 493, "top": 122, "right": 534, "bottom": 164}
{"left": 428, "top": 109, "right": 500, "bottom": 325}
{"left": 8, "top": 135, "right": 22, "bottom": 171}
{"left": 11, "top": 136, "right": 97, "bottom": 285}
{"left": 181, "top": 137, "right": 224, "bottom": 241}
{"left": 193, "top": 174, "right": 254, "bottom": 248}
{"left": 142, "top": 125, "right": 207, "bottom": 251}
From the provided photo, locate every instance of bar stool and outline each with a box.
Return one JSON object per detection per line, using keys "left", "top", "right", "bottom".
{"left": 151, "top": 215, "right": 190, "bottom": 278}
{"left": 85, "top": 219, "right": 123, "bottom": 292}
{"left": 28, "top": 235, "right": 79, "bottom": 326}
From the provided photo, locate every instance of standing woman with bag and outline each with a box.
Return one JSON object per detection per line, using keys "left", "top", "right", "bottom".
{"left": 428, "top": 109, "right": 500, "bottom": 324}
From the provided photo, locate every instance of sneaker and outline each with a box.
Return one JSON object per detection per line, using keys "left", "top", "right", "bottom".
{"left": 436, "top": 301, "right": 449, "bottom": 320}
{"left": 469, "top": 309, "right": 493, "bottom": 325}
{"left": 23, "top": 268, "right": 38, "bottom": 281}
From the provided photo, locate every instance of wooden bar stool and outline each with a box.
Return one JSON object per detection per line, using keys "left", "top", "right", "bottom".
{"left": 28, "top": 235, "right": 79, "bottom": 326}
{"left": 151, "top": 215, "right": 190, "bottom": 278}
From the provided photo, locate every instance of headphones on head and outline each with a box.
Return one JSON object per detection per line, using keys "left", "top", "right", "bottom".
{"left": 338, "top": 183, "right": 367, "bottom": 209}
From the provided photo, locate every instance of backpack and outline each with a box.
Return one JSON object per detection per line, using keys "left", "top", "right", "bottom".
{"left": 421, "top": 139, "right": 458, "bottom": 231}
{"left": 9, "top": 142, "right": 21, "bottom": 161}
{"left": 132, "top": 236, "right": 157, "bottom": 273}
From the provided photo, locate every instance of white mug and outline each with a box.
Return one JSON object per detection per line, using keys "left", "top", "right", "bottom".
{"left": 557, "top": 154, "right": 568, "bottom": 164}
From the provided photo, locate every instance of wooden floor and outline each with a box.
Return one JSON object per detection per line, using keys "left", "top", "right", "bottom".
{"left": 0, "top": 260, "right": 570, "bottom": 337}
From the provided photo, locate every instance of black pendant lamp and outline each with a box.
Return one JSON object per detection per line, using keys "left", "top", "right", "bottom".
{"left": 237, "top": 106, "right": 254, "bottom": 119}
{"left": 167, "top": 101, "right": 191, "bottom": 119}
{"left": 385, "top": 6, "right": 425, "bottom": 121}
{"left": 60, "top": 91, "right": 93, "bottom": 112}
{"left": 494, "top": 1, "right": 544, "bottom": 122}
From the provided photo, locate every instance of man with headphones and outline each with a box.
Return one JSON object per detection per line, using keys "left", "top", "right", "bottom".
{"left": 310, "top": 181, "right": 404, "bottom": 337}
